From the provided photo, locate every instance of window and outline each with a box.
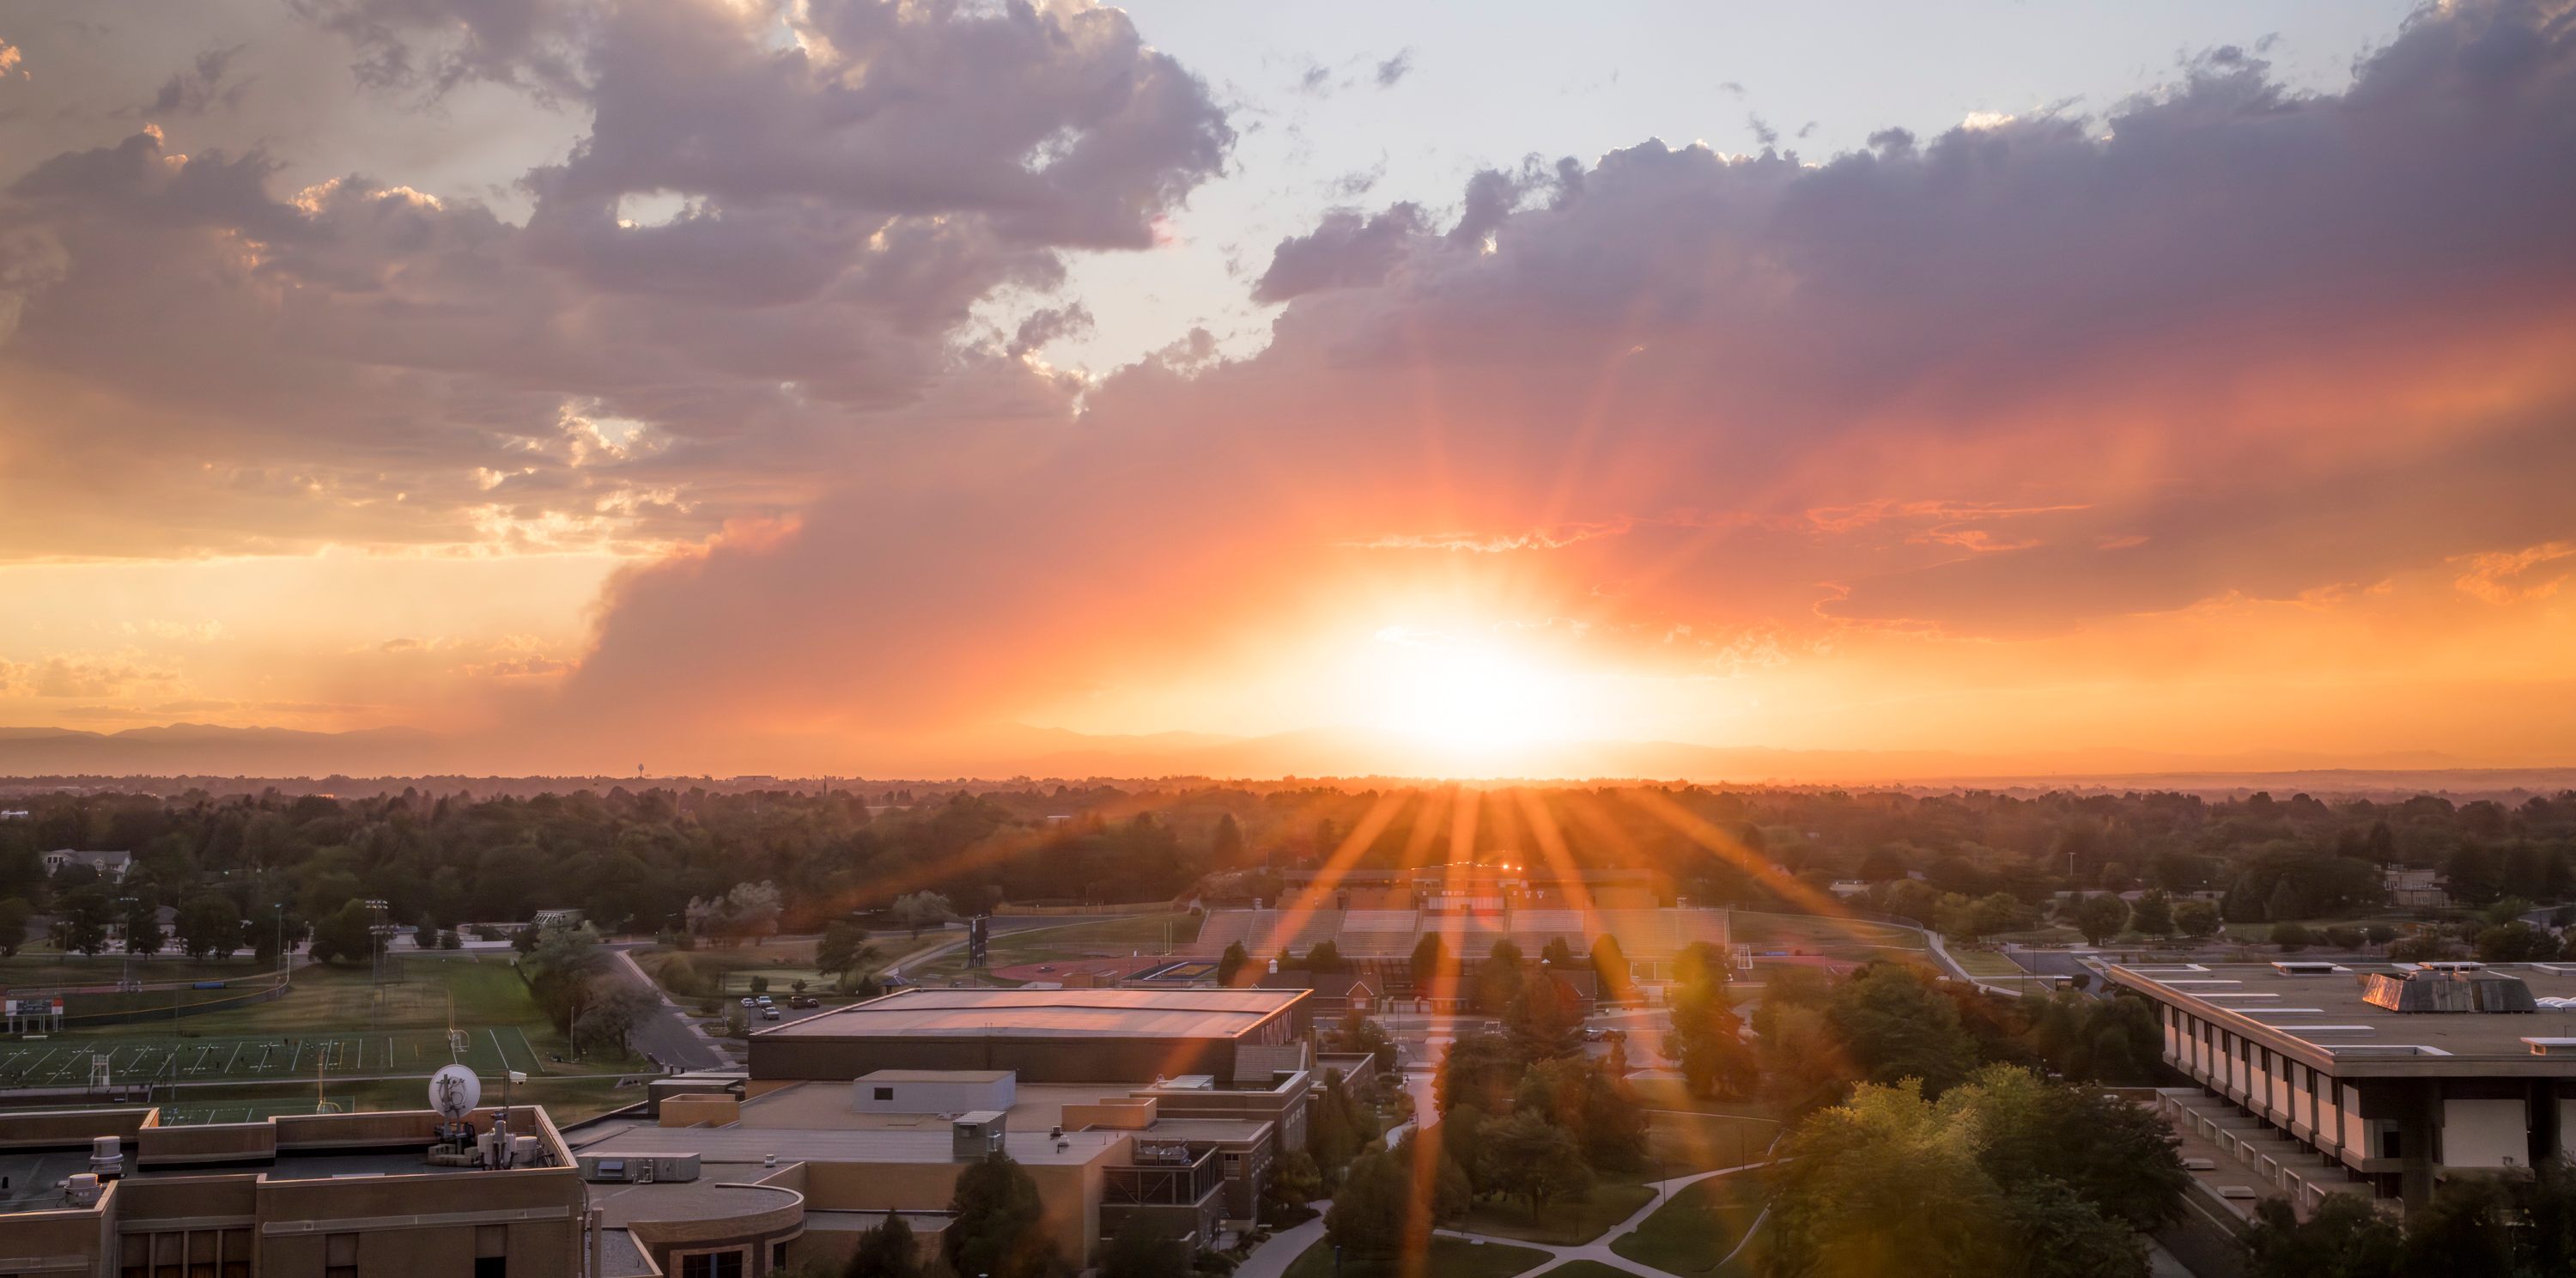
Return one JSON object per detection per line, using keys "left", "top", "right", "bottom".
{"left": 326, "top": 1231, "right": 359, "bottom": 1278}
{"left": 1224, "top": 1153, "right": 1243, "bottom": 1179}
{"left": 477, "top": 1260, "right": 507, "bottom": 1278}
{"left": 874, "top": 1087, "right": 895, "bottom": 1101}
{"left": 773, "top": 1243, "right": 789, "bottom": 1270}
{"left": 683, "top": 1251, "right": 746, "bottom": 1278}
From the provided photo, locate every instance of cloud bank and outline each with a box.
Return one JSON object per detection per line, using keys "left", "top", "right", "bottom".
{"left": 3, "top": 0, "right": 2574, "bottom": 769}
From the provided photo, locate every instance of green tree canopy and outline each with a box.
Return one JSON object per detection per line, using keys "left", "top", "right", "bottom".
{"left": 845, "top": 1211, "right": 921, "bottom": 1278}
{"left": 944, "top": 1152, "right": 1054, "bottom": 1278}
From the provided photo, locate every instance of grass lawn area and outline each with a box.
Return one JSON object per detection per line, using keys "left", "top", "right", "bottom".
{"left": 1946, "top": 949, "right": 2026, "bottom": 979}
{"left": 1728, "top": 911, "right": 1924, "bottom": 952}
{"left": 0, "top": 954, "right": 283, "bottom": 988}
{"left": 15, "top": 956, "right": 648, "bottom": 1080}
{"left": 1548, "top": 1263, "right": 1638, "bottom": 1278}
{"left": 1611, "top": 1172, "right": 1767, "bottom": 1277}
{"left": 1645, "top": 1111, "right": 1780, "bottom": 1173}
{"left": 1283, "top": 1236, "right": 1550, "bottom": 1278}
{"left": 909, "top": 914, "right": 1204, "bottom": 980}
{"left": 1462, "top": 1177, "right": 1654, "bottom": 1245}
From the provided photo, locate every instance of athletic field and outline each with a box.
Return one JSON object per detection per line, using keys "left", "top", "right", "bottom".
{"left": 0, "top": 1025, "right": 544, "bottom": 1089}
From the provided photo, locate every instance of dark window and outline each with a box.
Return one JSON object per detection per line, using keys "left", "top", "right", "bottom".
{"left": 773, "top": 1243, "right": 788, "bottom": 1269}
{"left": 683, "top": 1252, "right": 746, "bottom": 1278}
{"left": 2381, "top": 1127, "right": 2403, "bottom": 1159}
{"left": 476, "top": 1260, "right": 507, "bottom": 1278}
{"left": 874, "top": 1087, "right": 894, "bottom": 1101}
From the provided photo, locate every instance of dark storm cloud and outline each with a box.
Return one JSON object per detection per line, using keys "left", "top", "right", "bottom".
{"left": 1250, "top": 204, "right": 1425, "bottom": 302}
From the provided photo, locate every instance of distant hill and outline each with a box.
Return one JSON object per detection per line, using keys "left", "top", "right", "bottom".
{"left": 0, "top": 721, "right": 2567, "bottom": 796}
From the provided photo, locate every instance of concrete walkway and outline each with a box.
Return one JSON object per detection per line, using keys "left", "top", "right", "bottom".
{"left": 1230, "top": 1205, "right": 1333, "bottom": 1278}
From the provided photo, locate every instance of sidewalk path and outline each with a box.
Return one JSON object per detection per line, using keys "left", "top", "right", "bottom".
{"left": 1430, "top": 1162, "right": 1771, "bottom": 1278}
{"left": 1230, "top": 1206, "right": 1333, "bottom": 1278}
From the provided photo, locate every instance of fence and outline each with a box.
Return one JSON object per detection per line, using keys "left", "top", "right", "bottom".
{"left": 57, "top": 974, "right": 293, "bottom": 1027}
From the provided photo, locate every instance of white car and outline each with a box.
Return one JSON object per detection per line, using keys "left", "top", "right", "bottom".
{"left": 740, "top": 997, "right": 756, "bottom": 1007}
{"left": 756, "top": 995, "right": 774, "bottom": 1007}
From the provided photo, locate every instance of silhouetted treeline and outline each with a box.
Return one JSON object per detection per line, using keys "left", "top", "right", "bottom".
{"left": 0, "top": 783, "right": 2570, "bottom": 940}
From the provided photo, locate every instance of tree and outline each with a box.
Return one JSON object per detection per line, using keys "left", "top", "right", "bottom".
{"left": 0, "top": 898, "right": 29, "bottom": 957}
{"left": 1329, "top": 1005, "right": 1395, "bottom": 1070}
{"left": 2004, "top": 1176, "right": 2149, "bottom": 1278}
{"left": 1826, "top": 964, "right": 1979, "bottom": 1095}
{"left": 2071, "top": 895, "right": 2129, "bottom": 946}
{"left": 309, "top": 900, "right": 376, "bottom": 965}
{"left": 817, "top": 922, "right": 881, "bottom": 981}
{"left": 2271, "top": 922, "right": 2313, "bottom": 952}
{"left": 1210, "top": 813, "right": 1245, "bottom": 865}
{"left": 1589, "top": 934, "right": 1633, "bottom": 1001}
{"left": 1100, "top": 1213, "right": 1189, "bottom": 1278}
{"left": 2172, "top": 898, "right": 2221, "bottom": 938}
{"left": 1478, "top": 1111, "right": 1591, "bottom": 1221}
{"left": 1435, "top": 1032, "right": 1521, "bottom": 1115}
{"left": 1508, "top": 969, "right": 1583, "bottom": 1062}
{"left": 1475, "top": 938, "right": 1525, "bottom": 1013}
{"left": 749, "top": 974, "right": 770, "bottom": 995}
{"left": 571, "top": 984, "right": 660, "bottom": 1056}
{"left": 1953, "top": 1064, "right": 2187, "bottom": 1231}
{"left": 1514, "top": 1056, "right": 1648, "bottom": 1172}
{"left": 890, "top": 891, "right": 953, "bottom": 939}
{"left": 175, "top": 895, "right": 241, "bottom": 959}
{"left": 2242, "top": 1193, "right": 2403, "bottom": 1278}
{"left": 2476, "top": 920, "right": 2561, "bottom": 962}
{"left": 846, "top": 1211, "right": 921, "bottom": 1278}
{"left": 2128, "top": 890, "right": 2173, "bottom": 938}
{"left": 944, "top": 1152, "right": 1053, "bottom": 1278}
{"left": 1305, "top": 939, "right": 1343, "bottom": 973}
{"left": 1323, "top": 1147, "right": 1410, "bottom": 1258}
{"left": 120, "top": 895, "right": 165, "bottom": 957}
{"left": 1771, "top": 1080, "right": 2009, "bottom": 1278}
{"left": 1664, "top": 968, "right": 1757, "bottom": 1099}
{"left": 1409, "top": 932, "right": 1448, "bottom": 986}
{"left": 1304, "top": 1067, "right": 1376, "bottom": 1177}
{"left": 1218, "top": 940, "right": 1249, "bottom": 987}
{"left": 2322, "top": 925, "right": 2364, "bottom": 951}
{"left": 1539, "top": 936, "right": 1581, "bottom": 970}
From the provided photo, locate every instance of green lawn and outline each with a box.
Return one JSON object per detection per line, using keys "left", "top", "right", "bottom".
{"left": 1283, "top": 1236, "right": 1551, "bottom": 1278}
{"left": 1946, "top": 949, "right": 2026, "bottom": 979}
{"left": 14, "top": 956, "right": 647, "bottom": 1078}
{"left": 1611, "top": 1172, "right": 1766, "bottom": 1277}
{"left": 1645, "top": 1111, "right": 1779, "bottom": 1174}
{"left": 908, "top": 914, "right": 1204, "bottom": 980}
{"left": 1728, "top": 911, "right": 1925, "bottom": 952}
{"left": 1462, "top": 1178, "right": 1654, "bottom": 1246}
{"left": 0, "top": 954, "right": 276, "bottom": 988}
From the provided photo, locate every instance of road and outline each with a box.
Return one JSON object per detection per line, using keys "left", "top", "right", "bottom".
{"left": 598, "top": 916, "right": 1159, "bottom": 1072}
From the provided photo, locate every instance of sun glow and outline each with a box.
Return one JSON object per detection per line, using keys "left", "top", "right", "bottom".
{"left": 1379, "top": 649, "right": 1577, "bottom": 748}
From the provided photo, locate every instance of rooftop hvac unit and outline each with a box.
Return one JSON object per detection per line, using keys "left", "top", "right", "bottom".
{"left": 953, "top": 1111, "right": 1007, "bottom": 1160}
{"left": 578, "top": 1153, "right": 701, "bottom": 1184}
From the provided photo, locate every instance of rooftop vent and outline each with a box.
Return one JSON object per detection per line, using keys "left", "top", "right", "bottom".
{"left": 2360, "top": 971, "right": 2537, "bottom": 1013}
{"left": 2528, "top": 1039, "right": 2576, "bottom": 1056}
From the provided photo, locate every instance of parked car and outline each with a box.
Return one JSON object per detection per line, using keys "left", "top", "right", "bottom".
{"left": 739, "top": 996, "right": 756, "bottom": 1007}
{"left": 756, "top": 995, "right": 774, "bottom": 1007}
{"left": 1600, "top": 1028, "right": 1627, "bottom": 1043}
{"left": 1582, "top": 1026, "right": 1606, "bottom": 1042}
{"left": 790, "top": 996, "right": 819, "bottom": 1008}
{"left": 761, "top": 1007, "right": 781, "bottom": 1020}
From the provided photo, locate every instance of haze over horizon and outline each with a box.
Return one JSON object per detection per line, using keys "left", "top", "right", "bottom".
{"left": 3, "top": 0, "right": 2573, "bottom": 779}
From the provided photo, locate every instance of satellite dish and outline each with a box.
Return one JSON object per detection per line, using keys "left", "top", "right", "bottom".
{"left": 428, "top": 1064, "right": 482, "bottom": 1120}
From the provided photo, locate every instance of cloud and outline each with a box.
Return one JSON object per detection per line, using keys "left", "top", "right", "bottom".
{"left": 1376, "top": 50, "right": 1413, "bottom": 88}
{"left": 538, "top": 0, "right": 2576, "bottom": 758}
{"left": 0, "top": 651, "right": 185, "bottom": 699}
{"left": 145, "top": 46, "right": 253, "bottom": 117}
{"left": 0, "top": 0, "right": 1230, "bottom": 560}
{"left": 2455, "top": 541, "right": 2576, "bottom": 604}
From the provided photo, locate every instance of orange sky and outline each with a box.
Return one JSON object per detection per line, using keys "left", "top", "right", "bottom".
{"left": 2, "top": 2, "right": 2573, "bottom": 777}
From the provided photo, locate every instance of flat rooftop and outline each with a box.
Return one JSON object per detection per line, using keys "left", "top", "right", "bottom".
{"left": 734, "top": 1080, "right": 1276, "bottom": 1142}
{"left": 565, "top": 1119, "right": 1125, "bottom": 1168}
{"left": 757, "top": 989, "right": 1306, "bottom": 1041}
{"left": 858, "top": 1069, "right": 1013, "bottom": 1083}
{"left": 2111, "top": 962, "right": 2576, "bottom": 1061}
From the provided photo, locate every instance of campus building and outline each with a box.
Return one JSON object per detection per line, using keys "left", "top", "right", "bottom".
{"left": 0, "top": 1103, "right": 588, "bottom": 1278}
{"left": 2109, "top": 959, "right": 2576, "bottom": 1210}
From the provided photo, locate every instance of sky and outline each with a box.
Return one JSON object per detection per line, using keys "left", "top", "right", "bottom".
{"left": 1, "top": 0, "right": 2573, "bottom": 777}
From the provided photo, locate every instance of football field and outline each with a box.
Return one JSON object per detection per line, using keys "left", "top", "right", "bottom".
{"left": 0, "top": 1025, "right": 543, "bottom": 1089}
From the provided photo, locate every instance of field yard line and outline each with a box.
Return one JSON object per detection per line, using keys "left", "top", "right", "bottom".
{"left": 223, "top": 1042, "right": 242, "bottom": 1074}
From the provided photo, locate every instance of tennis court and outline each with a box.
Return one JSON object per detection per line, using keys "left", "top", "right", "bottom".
{"left": 0, "top": 1026, "right": 541, "bottom": 1088}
